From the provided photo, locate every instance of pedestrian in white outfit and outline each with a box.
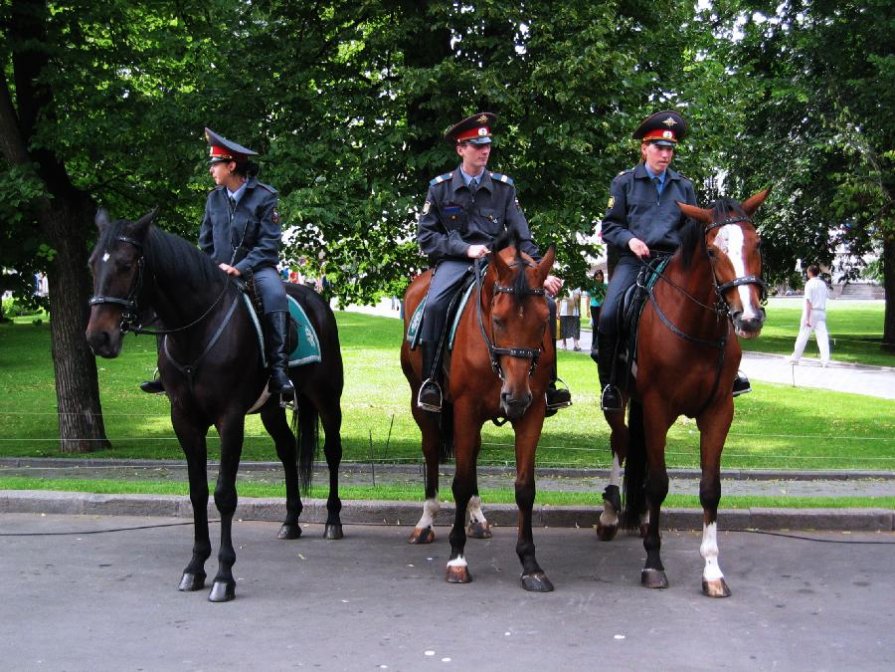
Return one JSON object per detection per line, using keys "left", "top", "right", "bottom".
{"left": 789, "top": 264, "right": 830, "bottom": 366}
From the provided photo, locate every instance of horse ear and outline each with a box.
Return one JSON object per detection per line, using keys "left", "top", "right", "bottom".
{"left": 677, "top": 201, "right": 712, "bottom": 224}
{"left": 491, "top": 245, "right": 510, "bottom": 276}
{"left": 95, "top": 208, "right": 111, "bottom": 231}
{"left": 129, "top": 207, "right": 159, "bottom": 237}
{"left": 741, "top": 188, "right": 771, "bottom": 217}
{"left": 536, "top": 247, "right": 555, "bottom": 285}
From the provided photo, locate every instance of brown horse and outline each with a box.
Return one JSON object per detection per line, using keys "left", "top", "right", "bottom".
{"left": 596, "top": 190, "right": 769, "bottom": 598}
{"left": 400, "top": 235, "right": 556, "bottom": 591}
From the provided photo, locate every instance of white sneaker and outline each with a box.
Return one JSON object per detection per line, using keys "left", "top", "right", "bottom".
{"left": 786, "top": 356, "right": 798, "bottom": 365}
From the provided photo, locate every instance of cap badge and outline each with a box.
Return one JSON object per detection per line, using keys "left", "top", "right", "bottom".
{"left": 662, "top": 116, "right": 677, "bottom": 127}
{"left": 477, "top": 114, "right": 490, "bottom": 124}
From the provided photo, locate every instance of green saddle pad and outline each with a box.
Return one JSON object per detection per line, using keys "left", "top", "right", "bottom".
{"left": 287, "top": 295, "right": 322, "bottom": 366}
{"left": 406, "top": 281, "right": 476, "bottom": 351}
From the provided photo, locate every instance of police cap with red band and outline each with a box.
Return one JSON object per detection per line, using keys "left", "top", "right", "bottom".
{"left": 632, "top": 110, "right": 689, "bottom": 147}
{"left": 205, "top": 127, "right": 259, "bottom": 164}
{"left": 444, "top": 112, "right": 497, "bottom": 145}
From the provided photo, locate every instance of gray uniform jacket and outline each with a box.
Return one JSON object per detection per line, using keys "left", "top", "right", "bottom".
{"left": 199, "top": 177, "right": 281, "bottom": 274}
{"left": 600, "top": 163, "right": 697, "bottom": 255}
{"left": 417, "top": 168, "right": 541, "bottom": 262}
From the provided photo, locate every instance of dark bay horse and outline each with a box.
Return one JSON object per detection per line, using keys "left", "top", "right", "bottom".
{"left": 597, "top": 190, "right": 769, "bottom": 598}
{"left": 86, "top": 209, "right": 344, "bottom": 602}
{"left": 401, "top": 235, "right": 556, "bottom": 591}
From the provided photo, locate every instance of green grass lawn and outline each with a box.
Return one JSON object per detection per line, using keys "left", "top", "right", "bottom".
{"left": 1, "top": 301, "right": 893, "bottom": 476}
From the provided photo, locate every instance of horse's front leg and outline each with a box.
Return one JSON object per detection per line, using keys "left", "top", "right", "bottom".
{"left": 208, "top": 413, "right": 245, "bottom": 602}
{"left": 446, "top": 418, "right": 480, "bottom": 584}
{"left": 466, "top": 435, "right": 491, "bottom": 539}
{"left": 697, "top": 401, "right": 735, "bottom": 598}
{"left": 172, "top": 413, "right": 211, "bottom": 593}
{"left": 513, "top": 415, "right": 552, "bottom": 592}
{"left": 408, "top": 404, "right": 442, "bottom": 545}
{"left": 598, "top": 403, "right": 629, "bottom": 541}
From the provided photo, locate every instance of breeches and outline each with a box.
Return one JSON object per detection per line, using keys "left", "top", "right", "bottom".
{"left": 597, "top": 256, "right": 642, "bottom": 337}
{"left": 252, "top": 266, "right": 288, "bottom": 314}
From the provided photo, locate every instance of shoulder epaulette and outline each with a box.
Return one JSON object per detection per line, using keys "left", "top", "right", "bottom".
{"left": 489, "top": 172, "right": 514, "bottom": 185}
{"left": 256, "top": 181, "right": 278, "bottom": 194}
{"left": 430, "top": 172, "right": 453, "bottom": 186}
{"left": 617, "top": 169, "right": 632, "bottom": 177}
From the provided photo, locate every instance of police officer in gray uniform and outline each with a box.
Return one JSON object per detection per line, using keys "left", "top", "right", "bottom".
{"left": 416, "top": 112, "right": 571, "bottom": 413}
{"left": 597, "top": 110, "right": 750, "bottom": 411}
{"left": 199, "top": 128, "right": 294, "bottom": 400}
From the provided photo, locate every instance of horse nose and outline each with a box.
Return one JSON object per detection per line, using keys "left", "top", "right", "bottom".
{"left": 85, "top": 329, "right": 117, "bottom": 358}
{"left": 501, "top": 390, "right": 532, "bottom": 420}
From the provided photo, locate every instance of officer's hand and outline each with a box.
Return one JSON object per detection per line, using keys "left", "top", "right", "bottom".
{"left": 628, "top": 238, "right": 650, "bottom": 258}
{"left": 544, "top": 275, "right": 563, "bottom": 297}
{"left": 218, "top": 263, "right": 242, "bottom": 277}
{"left": 467, "top": 244, "right": 490, "bottom": 259}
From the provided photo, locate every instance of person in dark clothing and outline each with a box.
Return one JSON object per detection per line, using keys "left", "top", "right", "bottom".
{"left": 415, "top": 112, "right": 571, "bottom": 414}
{"left": 596, "top": 110, "right": 750, "bottom": 411}
{"left": 141, "top": 128, "right": 294, "bottom": 400}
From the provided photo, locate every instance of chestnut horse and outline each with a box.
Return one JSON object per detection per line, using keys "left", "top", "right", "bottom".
{"left": 86, "top": 209, "right": 344, "bottom": 602}
{"left": 597, "top": 190, "right": 769, "bottom": 598}
{"left": 401, "top": 235, "right": 556, "bottom": 591}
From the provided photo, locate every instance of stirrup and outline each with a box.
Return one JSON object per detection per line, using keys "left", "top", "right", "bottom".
{"left": 417, "top": 378, "right": 443, "bottom": 412}
{"left": 600, "top": 384, "right": 623, "bottom": 412}
{"left": 546, "top": 379, "right": 572, "bottom": 412}
{"left": 732, "top": 372, "right": 752, "bottom": 397}
{"left": 139, "top": 379, "right": 165, "bottom": 394}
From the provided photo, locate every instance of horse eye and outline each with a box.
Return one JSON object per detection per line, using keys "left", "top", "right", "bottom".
{"left": 493, "top": 317, "right": 506, "bottom": 330}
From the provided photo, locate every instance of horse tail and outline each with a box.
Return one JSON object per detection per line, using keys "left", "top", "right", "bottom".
{"left": 293, "top": 394, "right": 319, "bottom": 494}
{"left": 439, "top": 402, "right": 454, "bottom": 463}
{"left": 621, "top": 399, "right": 648, "bottom": 528}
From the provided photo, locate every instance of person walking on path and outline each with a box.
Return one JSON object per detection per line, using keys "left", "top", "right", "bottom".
{"left": 558, "top": 287, "right": 582, "bottom": 351}
{"left": 788, "top": 264, "right": 831, "bottom": 366}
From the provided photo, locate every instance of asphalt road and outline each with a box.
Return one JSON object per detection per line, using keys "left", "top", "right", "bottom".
{"left": 2, "top": 514, "right": 893, "bottom": 672}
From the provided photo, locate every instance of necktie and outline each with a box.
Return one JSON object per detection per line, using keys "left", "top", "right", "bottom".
{"left": 469, "top": 178, "right": 478, "bottom": 193}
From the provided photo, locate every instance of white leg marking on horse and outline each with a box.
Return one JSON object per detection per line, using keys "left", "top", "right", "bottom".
{"left": 102, "top": 251, "right": 110, "bottom": 263}
{"left": 446, "top": 555, "right": 468, "bottom": 569}
{"left": 467, "top": 495, "right": 487, "bottom": 525}
{"left": 414, "top": 497, "right": 440, "bottom": 530}
{"left": 599, "top": 454, "right": 621, "bottom": 526}
{"left": 700, "top": 522, "right": 725, "bottom": 581}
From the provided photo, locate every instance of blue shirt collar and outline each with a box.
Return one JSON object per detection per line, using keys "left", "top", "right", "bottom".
{"left": 227, "top": 181, "right": 248, "bottom": 202}
{"left": 459, "top": 167, "right": 486, "bottom": 187}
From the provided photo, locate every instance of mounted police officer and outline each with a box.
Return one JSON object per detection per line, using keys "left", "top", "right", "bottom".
{"left": 140, "top": 128, "right": 294, "bottom": 400}
{"left": 415, "top": 112, "right": 571, "bottom": 414}
{"left": 597, "top": 110, "right": 751, "bottom": 411}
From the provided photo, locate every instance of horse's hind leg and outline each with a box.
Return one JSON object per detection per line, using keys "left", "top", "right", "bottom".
{"left": 261, "top": 406, "right": 303, "bottom": 540}
{"left": 174, "top": 418, "right": 212, "bottom": 593}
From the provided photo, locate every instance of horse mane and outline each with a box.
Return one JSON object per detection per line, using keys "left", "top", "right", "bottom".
{"left": 679, "top": 197, "right": 748, "bottom": 269}
{"left": 144, "top": 225, "right": 223, "bottom": 290}
{"left": 491, "top": 228, "right": 531, "bottom": 306}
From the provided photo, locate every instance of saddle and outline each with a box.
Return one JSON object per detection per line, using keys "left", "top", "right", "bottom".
{"left": 241, "top": 277, "right": 322, "bottom": 368}
{"left": 406, "top": 271, "right": 477, "bottom": 354}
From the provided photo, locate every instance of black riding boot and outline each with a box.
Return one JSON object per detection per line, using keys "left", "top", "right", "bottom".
{"left": 417, "top": 342, "right": 443, "bottom": 412}
{"left": 140, "top": 376, "right": 165, "bottom": 394}
{"left": 545, "top": 361, "right": 572, "bottom": 416}
{"left": 597, "top": 332, "right": 623, "bottom": 412}
{"left": 732, "top": 371, "right": 752, "bottom": 397}
{"left": 264, "top": 311, "right": 295, "bottom": 401}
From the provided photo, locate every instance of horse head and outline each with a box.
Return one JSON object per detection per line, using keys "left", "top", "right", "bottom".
{"left": 486, "top": 237, "right": 555, "bottom": 420}
{"left": 86, "top": 208, "right": 158, "bottom": 357}
{"left": 677, "top": 189, "right": 769, "bottom": 339}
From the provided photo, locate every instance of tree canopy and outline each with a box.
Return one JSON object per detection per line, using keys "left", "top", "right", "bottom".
{"left": 2, "top": 0, "right": 893, "bottom": 450}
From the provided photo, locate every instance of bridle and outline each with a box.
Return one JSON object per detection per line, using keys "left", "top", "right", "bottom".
{"left": 89, "top": 234, "right": 230, "bottom": 335}
{"left": 704, "top": 215, "right": 768, "bottom": 309}
{"left": 474, "top": 258, "right": 547, "bottom": 380}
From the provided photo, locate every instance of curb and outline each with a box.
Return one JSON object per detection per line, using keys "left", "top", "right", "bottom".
{"left": 2, "top": 491, "right": 892, "bottom": 532}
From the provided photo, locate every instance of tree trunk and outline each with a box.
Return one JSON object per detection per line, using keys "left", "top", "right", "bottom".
{"left": 882, "top": 232, "right": 895, "bottom": 351}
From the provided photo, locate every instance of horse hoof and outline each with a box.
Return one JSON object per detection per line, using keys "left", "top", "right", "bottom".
{"left": 277, "top": 523, "right": 302, "bottom": 540}
{"left": 521, "top": 571, "right": 554, "bottom": 592}
{"left": 467, "top": 521, "right": 492, "bottom": 539}
{"left": 408, "top": 527, "right": 435, "bottom": 544}
{"left": 178, "top": 571, "right": 206, "bottom": 592}
{"left": 596, "top": 523, "right": 618, "bottom": 542}
{"left": 702, "top": 578, "right": 732, "bottom": 598}
{"left": 323, "top": 523, "right": 344, "bottom": 540}
{"left": 208, "top": 580, "right": 236, "bottom": 603}
{"left": 641, "top": 568, "right": 669, "bottom": 589}
{"left": 445, "top": 565, "right": 472, "bottom": 584}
